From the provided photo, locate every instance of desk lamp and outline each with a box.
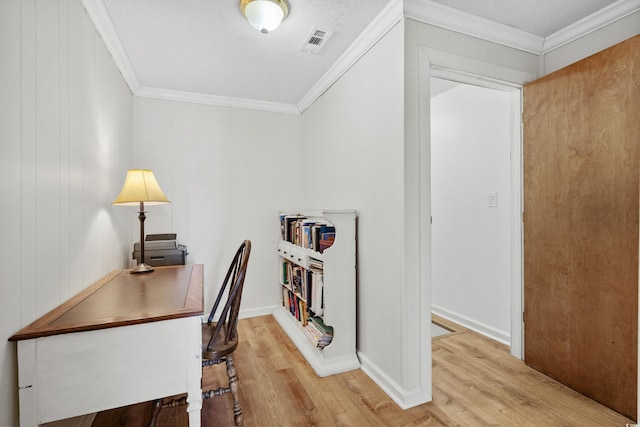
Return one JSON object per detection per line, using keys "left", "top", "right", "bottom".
{"left": 113, "top": 169, "right": 170, "bottom": 273}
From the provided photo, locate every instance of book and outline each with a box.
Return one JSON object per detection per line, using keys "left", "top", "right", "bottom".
{"left": 311, "top": 224, "right": 336, "bottom": 252}
{"left": 281, "top": 214, "right": 306, "bottom": 242}
{"left": 306, "top": 316, "right": 333, "bottom": 348}
{"left": 319, "top": 237, "right": 335, "bottom": 254}
{"left": 300, "top": 219, "right": 317, "bottom": 249}
{"left": 281, "top": 261, "right": 289, "bottom": 285}
{"left": 309, "top": 270, "right": 323, "bottom": 316}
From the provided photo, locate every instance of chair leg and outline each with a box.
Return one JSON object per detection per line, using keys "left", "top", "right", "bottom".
{"left": 148, "top": 399, "right": 163, "bottom": 427}
{"left": 226, "top": 354, "right": 243, "bottom": 426}
{"left": 148, "top": 395, "right": 188, "bottom": 427}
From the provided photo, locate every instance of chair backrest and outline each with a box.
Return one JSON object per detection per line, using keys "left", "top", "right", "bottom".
{"left": 205, "top": 240, "right": 251, "bottom": 352}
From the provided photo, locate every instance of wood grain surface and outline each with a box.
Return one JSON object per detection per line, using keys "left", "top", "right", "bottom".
{"left": 88, "top": 315, "right": 633, "bottom": 426}
{"left": 10, "top": 264, "right": 203, "bottom": 341}
{"left": 523, "top": 35, "right": 640, "bottom": 419}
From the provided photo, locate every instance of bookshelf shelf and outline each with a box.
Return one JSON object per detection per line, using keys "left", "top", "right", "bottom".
{"left": 273, "top": 210, "right": 359, "bottom": 377}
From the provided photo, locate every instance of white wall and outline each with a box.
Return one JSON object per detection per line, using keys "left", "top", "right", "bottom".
{"left": 430, "top": 82, "right": 512, "bottom": 344}
{"left": 0, "top": 0, "right": 134, "bottom": 425}
{"left": 132, "top": 97, "right": 302, "bottom": 315}
{"left": 300, "top": 21, "right": 408, "bottom": 403}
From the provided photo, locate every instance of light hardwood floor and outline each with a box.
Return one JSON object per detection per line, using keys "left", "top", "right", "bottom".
{"left": 92, "top": 314, "right": 634, "bottom": 426}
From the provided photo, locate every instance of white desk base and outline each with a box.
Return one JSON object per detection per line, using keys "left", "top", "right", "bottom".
{"left": 17, "top": 316, "right": 202, "bottom": 426}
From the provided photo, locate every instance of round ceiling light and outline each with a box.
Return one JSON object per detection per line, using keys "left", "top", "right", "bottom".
{"left": 240, "top": 0, "right": 289, "bottom": 34}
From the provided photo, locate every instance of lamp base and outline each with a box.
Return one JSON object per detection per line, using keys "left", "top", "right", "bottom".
{"left": 131, "top": 263, "right": 154, "bottom": 274}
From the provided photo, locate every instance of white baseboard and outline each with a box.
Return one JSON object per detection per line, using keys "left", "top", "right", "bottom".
{"left": 239, "top": 304, "right": 280, "bottom": 319}
{"left": 432, "top": 305, "right": 510, "bottom": 345}
{"left": 358, "top": 352, "right": 430, "bottom": 410}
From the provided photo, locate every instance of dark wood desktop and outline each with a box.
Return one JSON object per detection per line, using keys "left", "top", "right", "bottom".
{"left": 10, "top": 264, "right": 204, "bottom": 426}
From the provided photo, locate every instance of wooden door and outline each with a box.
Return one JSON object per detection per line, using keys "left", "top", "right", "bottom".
{"left": 523, "top": 35, "right": 640, "bottom": 420}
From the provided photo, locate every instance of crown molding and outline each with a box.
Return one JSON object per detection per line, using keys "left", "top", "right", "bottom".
{"left": 136, "top": 86, "right": 300, "bottom": 114}
{"left": 82, "top": 1, "right": 298, "bottom": 114}
{"left": 83, "top": 0, "right": 404, "bottom": 115}
{"left": 404, "top": 0, "right": 639, "bottom": 56}
{"left": 404, "top": 0, "right": 544, "bottom": 54}
{"left": 543, "top": 0, "right": 640, "bottom": 53}
{"left": 82, "top": 0, "right": 141, "bottom": 93}
{"left": 296, "top": 0, "right": 404, "bottom": 113}
{"left": 84, "top": 0, "right": 639, "bottom": 115}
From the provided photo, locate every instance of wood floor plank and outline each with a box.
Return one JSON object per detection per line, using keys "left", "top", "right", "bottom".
{"left": 91, "top": 314, "right": 634, "bottom": 426}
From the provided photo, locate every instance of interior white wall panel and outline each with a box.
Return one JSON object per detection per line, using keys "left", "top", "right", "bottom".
{"left": 0, "top": 1, "right": 24, "bottom": 425}
{"left": 37, "top": 0, "right": 62, "bottom": 316}
{"left": 0, "top": 1, "right": 133, "bottom": 425}
{"left": 300, "top": 22, "right": 409, "bottom": 405}
{"left": 132, "top": 97, "right": 302, "bottom": 318}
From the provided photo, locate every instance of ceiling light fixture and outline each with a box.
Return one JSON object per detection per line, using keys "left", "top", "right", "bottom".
{"left": 240, "top": 0, "right": 288, "bottom": 34}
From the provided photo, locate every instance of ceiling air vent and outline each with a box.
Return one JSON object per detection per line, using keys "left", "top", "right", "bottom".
{"left": 300, "top": 28, "right": 333, "bottom": 54}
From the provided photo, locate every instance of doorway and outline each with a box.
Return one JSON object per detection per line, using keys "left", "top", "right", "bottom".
{"left": 429, "top": 73, "right": 523, "bottom": 358}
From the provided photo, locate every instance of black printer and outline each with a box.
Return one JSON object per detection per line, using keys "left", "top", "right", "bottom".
{"left": 133, "top": 233, "right": 188, "bottom": 267}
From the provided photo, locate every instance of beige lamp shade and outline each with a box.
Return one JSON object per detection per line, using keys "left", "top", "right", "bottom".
{"left": 112, "top": 169, "right": 170, "bottom": 206}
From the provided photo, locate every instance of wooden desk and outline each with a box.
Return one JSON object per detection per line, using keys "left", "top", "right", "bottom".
{"left": 10, "top": 264, "right": 204, "bottom": 426}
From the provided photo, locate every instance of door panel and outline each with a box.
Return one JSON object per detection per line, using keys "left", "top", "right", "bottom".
{"left": 523, "top": 35, "right": 640, "bottom": 419}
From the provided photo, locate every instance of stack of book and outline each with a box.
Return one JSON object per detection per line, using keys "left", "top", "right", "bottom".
{"left": 308, "top": 258, "right": 324, "bottom": 316}
{"left": 283, "top": 288, "right": 309, "bottom": 326}
{"left": 304, "top": 316, "right": 333, "bottom": 348}
{"left": 281, "top": 257, "right": 325, "bottom": 322}
{"left": 280, "top": 213, "right": 336, "bottom": 253}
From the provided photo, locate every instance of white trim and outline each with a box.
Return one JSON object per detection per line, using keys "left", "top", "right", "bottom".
{"left": 417, "top": 46, "right": 433, "bottom": 404}
{"left": 432, "top": 305, "right": 511, "bottom": 346}
{"left": 422, "top": 47, "right": 528, "bottom": 369}
{"left": 136, "top": 86, "right": 300, "bottom": 114}
{"left": 509, "top": 90, "right": 524, "bottom": 360}
{"left": 427, "top": 49, "right": 537, "bottom": 86}
{"left": 543, "top": 0, "right": 640, "bottom": 53}
{"left": 429, "top": 66, "right": 524, "bottom": 358}
{"left": 358, "top": 352, "right": 429, "bottom": 410}
{"left": 296, "top": 0, "right": 404, "bottom": 113}
{"left": 404, "top": 0, "right": 639, "bottom": 56}
{"left": 239, "top": 304, "right": 279, "bottom": 320}
{"left": 81, "top": 0, "right": 140, "bottom": 94}
{"left": 404, "top": 0, "right": 544, "bottom": 54}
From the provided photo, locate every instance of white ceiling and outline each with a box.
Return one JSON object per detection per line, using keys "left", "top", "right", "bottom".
{"left": 86, "top": 0, "right": 636, "bottom": 113}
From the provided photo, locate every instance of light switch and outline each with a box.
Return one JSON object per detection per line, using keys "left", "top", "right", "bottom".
{"left": 488, "top": 192, "right": 497, "bottom": 207}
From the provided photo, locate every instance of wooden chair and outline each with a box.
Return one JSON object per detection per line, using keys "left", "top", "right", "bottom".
{"left": 149, "top": 240, "right": 252, "bottom": 426}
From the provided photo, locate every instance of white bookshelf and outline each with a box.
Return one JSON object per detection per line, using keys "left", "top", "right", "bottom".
{"left": 272, "top": 210, "right": 359, "bottom": 377}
